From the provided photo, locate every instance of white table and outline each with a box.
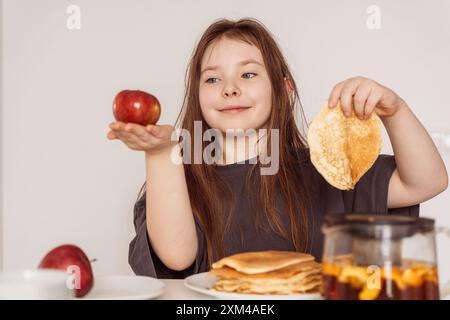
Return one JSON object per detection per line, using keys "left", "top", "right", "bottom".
{"left": 156, "top": 279, "right": 450, "bottom": 300}
{"left": 157, "top": 279, "right": 213, "bottom": 300}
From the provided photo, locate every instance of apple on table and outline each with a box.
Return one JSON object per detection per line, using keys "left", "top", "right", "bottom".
{"left": 38, "top": 244, "right": 94, "bottom": 298}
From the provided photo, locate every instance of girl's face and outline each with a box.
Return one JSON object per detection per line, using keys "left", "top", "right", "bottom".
{"left": 199, "top": 37, "right": 272, "bottom": 133}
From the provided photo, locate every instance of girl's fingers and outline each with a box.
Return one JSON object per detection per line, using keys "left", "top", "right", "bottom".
{"left": 340, "top": 80, "right": 361, "bottom": 117}
{"left": 131, "top": 123, "right": 163, "bottom": 139}
{"left": 147, "top": 125, "right": 162, "bottom": 138}
{"left": 107, "top": 131, "right": 117, "bottom": 140}
{"left": 110, "top": 122, "right": 153, "bottom": 141}
{"left": 328, "top": 77, "right": 384, "bottom": 120}
{"left": 328, "top": 82, "right": 345, "bottom": 108}
{"left": 113, "top": 126, "right": 160, "bottom": 148}
{"left": 109, "top": 121, "right": 125, "bottom": 130}
{"left": 108, "top": 122, "right": 168, "bottom": 149}
{"left": 118, "top": 129, "right": 141, "bottom": 143}
{"left": 353, "top": 84, "right": 371, "bottom": 119}
{"left": 123, "top": 123, "right": 147, "bottom": 137}
{"left": 365, "top": 89, "right": 383, "bottom": 118}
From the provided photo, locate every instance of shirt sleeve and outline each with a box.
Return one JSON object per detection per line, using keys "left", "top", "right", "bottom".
{"left": 128, "top": 195, "right": 208, "bottom": 279}
{"left": 342, "top": 154, "right": 420, "bottom": 217}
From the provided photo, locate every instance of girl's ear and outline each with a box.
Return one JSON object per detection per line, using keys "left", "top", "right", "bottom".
{"left": 284, "top": 77, "right": 295, "bottom": 96}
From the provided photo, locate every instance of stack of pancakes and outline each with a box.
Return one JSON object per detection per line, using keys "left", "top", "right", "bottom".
{"left": 208, "top": 251, "right": 322, "bottom": 295}
{"left": 307, "top": 101, "right": 382, "bottom": 190}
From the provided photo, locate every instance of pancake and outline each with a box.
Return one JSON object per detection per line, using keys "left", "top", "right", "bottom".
{"left": 210, "top": 261, "right": 321, "bottom": 281}
{"left": 211, "top": 250, "right": 314, "bottom": 274}
{"left": 208, "top": 250, "right": 322, "bottom": 295}
{"left": 211, "top": 274, "right": 322, "bottom": 295}
{"left": 307, "top": 101, "right": 381, "bottom": 190}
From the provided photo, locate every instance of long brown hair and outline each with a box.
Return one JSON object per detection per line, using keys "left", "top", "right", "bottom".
{"left": 137, "top": 18, "right": 314, "bottom": 267}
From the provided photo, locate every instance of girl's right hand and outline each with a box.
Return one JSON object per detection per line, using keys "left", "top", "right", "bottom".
{"left": 107, "top": 122, "right": 177, "bottom": 155}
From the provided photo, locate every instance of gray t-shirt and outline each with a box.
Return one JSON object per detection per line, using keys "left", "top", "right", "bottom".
{"left": 128, "top": 149, "right": 419, "bottom": 278}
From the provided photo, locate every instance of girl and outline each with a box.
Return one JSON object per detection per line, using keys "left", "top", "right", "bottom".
{"left": 107, "top": 18, "right": 448, "bottom": 278}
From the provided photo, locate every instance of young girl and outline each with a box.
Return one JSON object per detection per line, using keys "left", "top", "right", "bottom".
{"left": 107, "top": 18, "right": 448, "bottom": 279}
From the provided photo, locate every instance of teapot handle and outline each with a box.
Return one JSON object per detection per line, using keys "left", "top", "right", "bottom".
{"left": 435, "top": 226, "right": 450, "bottom": 299}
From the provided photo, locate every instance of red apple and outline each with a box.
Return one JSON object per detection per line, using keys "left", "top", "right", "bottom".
{"left": 113, "top": 90, "right": 161, "bottom": 125}
{"left": 38, "top": 244, "right": 94, "bottom": 298}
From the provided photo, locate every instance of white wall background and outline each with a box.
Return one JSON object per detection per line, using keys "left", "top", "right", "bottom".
{"left": 1, "top": 0, "right": 449, "bottom": 284}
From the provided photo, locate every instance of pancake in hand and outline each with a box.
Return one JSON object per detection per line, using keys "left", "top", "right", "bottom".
{"left": 307, "top": 101, "right": 381, "bottom": 190}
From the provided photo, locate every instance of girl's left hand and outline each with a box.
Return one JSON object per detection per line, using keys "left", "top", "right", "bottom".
{"left": 328, "top": 76, "right": 403, "bottom": 119}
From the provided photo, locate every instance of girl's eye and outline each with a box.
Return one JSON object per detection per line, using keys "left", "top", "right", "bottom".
{"left": 204, "top": 73, "right": 257, "bottom": 83}
{"left": 242, "top": 72, "right": 257, "bottom": 79}
{"left": 205, "top": 77, "right": 218, "bottom": 84}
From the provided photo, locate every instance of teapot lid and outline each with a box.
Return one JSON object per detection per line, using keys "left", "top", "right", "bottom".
{"left": 324, "top": 213, "right": 435, "bottom": 238}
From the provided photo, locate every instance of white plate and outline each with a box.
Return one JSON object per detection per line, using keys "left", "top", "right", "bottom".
{"left": 184, "top": 272, "right": 322, "bottom": 300}
{"left": 81, "top": 275, "right": 165, "bottom": 300}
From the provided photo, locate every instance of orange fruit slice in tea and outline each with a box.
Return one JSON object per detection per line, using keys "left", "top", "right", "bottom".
{"left": 308, "top": 101, "right": 382, "bottom": 190}
{"left": 359, "top": 287, "right": 381, "bottom": 300}
{"left": 338, "top": 266, "right": 368, "bottom": 288}
{"left": 403, "top": 269, "right": 424, "bottom": 287}
{"left": 382, "top": 268, "right": 406, "bottom": 290}
{"left": 322, "top": 263, "right": 341, "bottom": 277}
{"left": 403, "top": 264, "right": 438, "bottom": 286}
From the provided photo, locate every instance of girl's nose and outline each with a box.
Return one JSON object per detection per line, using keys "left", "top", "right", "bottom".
{"left": 222, "top": 85, "right": 240, "bottom": 97}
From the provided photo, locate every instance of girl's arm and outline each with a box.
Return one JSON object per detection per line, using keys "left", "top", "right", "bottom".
{"left": 108, "top": 123, "right": 198, "bottom": 270}
{"left": 145, "top": 143, "right": 198, "bottom": 271}
{"left": 382, "top": 99, "right": 448, "bottom": 208}
{"left": 328, "top": 76, "right": 448, "bottom": 208}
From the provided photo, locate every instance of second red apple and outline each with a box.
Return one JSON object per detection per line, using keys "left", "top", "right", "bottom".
{"left": 38, "top": 244, "right": 94, "bottom": 298}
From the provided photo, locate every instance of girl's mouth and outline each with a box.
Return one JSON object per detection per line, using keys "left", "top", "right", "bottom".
{"left": 219, "top": 106, "right": 251, "bottom": 114}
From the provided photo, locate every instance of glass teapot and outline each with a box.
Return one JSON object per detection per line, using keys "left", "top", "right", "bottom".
{"left": 321, "top": 213, "right": 443, "bottom": 300}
